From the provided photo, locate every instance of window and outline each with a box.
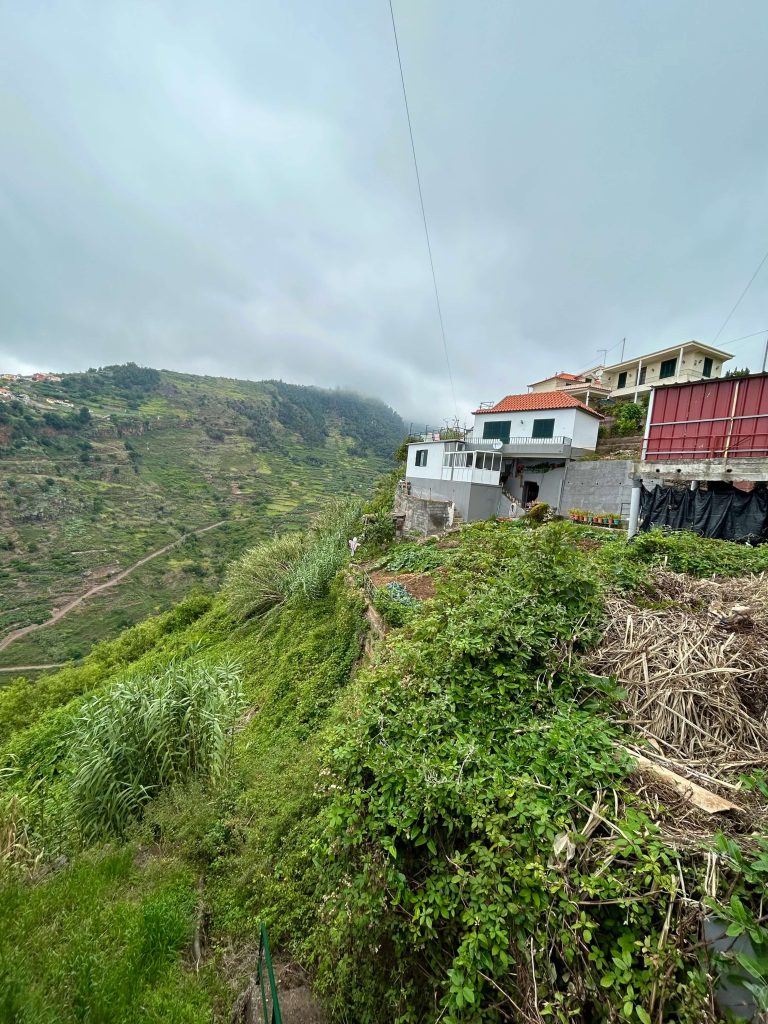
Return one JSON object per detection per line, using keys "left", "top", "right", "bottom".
{"left": 415, "top": 449, "right": 428, "bottom": 467}
{"left": 617, "top": 371, "right": 628, "bottom": 389}
{"left": 465, "top": 452, "right": 473, "bottom": 467}
{"left": 638, "top": 366, "right": 647, "bottom": 385}
{"left": 482, "top": 420, "right": 511, "bottom": 443}
{"left": 703, "top": 357, "right": 713, "bottom": 378}
{"left": 659, "top": 358, "right": 677, "bottom": 379}
{"left": 475, "top": 452, "right": 501, "bottom": 471}
{"left": 531, "top": 418, "right": 555, "bottom": 439}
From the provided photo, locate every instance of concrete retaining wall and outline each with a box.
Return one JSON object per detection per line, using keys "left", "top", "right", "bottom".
{"left": 559, "top": 460, "right": 657, "bottom": 516}
{"left": 402, "top": 478, "right": 500, "bottom": 523}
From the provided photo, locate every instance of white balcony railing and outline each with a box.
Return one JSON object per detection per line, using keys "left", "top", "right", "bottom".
{"left": 464, "top": 435, "right": 572, "bottom": 449}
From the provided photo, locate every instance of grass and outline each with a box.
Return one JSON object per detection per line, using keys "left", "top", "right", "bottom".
{"left": 0, "top": 848, "right": 209, "bottom": 1024}
{"left": 0, "top": 571, "right": 367, "bottom": 1021}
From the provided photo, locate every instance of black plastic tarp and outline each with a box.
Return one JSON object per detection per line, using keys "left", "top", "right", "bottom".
{"left": 640, "top": 484, "right": 768, "bottom": 543}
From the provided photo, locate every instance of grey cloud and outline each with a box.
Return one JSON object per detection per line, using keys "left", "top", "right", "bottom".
{"left": 2, "top": 0, "right": 768, "bottom": 423}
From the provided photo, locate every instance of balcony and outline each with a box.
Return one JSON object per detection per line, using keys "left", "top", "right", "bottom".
{"left": 464, "top": 435, "right": 573, "bottom": 458}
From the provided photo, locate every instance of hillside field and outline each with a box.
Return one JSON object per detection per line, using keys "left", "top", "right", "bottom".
{"left": 0, "top": 365, "right": 403, "bottom": 668}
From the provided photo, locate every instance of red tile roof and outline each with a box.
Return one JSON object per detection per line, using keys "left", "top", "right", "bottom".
{"left": 527, "top": 372, "right": 583, "bottom": 386}
{"left": 472, "top": 392, "right": 604, "bottom": 418}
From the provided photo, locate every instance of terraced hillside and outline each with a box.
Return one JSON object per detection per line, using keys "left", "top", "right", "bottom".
{"left": 0, "top": 365, "right": 403, "bottom": 668}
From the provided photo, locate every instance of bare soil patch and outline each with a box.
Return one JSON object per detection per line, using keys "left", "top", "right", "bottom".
{"left": 369, "top": 570, "right": 437, "bottom": 600}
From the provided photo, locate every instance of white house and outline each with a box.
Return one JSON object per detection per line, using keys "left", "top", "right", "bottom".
{"left": 527, "top": 368, "right": 610, "bottom": 405}
{"left": 405, "top": 392, "right": 603, "bottom": 521}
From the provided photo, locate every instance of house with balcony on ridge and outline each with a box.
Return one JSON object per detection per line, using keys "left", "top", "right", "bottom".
{"left": 601, "top": 341, "right": 733, "bottom": 400}
{"left": 527, "top": 368, "right": 610, "bottom": 406}
{"left": 403, "top": 392, "right": 603, "bottom": 523}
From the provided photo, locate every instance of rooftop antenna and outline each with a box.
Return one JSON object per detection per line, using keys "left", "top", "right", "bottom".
{"left": 597, "top": 348, "right": 608, "bottom": 364}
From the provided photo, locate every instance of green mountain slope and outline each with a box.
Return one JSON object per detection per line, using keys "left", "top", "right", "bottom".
{"left": 0, "top": 364, "right": 403, "bottom": 667}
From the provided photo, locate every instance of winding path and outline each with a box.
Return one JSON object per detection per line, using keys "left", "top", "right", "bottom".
{"left": 0, "top": 520, "right": 227, "bottom": 655}
{"left": 0, "top": 663, "right": 66, "bottom": 673}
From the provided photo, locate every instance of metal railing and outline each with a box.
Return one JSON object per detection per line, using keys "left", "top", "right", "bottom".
{"left": 464, "top": 435, "right": 572, "bottom": 449}
{"left": 257, "top": 923, "right": 283, "bottom": 1024}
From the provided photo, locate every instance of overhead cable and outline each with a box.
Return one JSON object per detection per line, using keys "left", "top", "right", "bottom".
{"left": 387, "top": 0, "right": 458, "bottom": 416}
{"left": 712, "top": 246, "right": 768, "bottom": 345}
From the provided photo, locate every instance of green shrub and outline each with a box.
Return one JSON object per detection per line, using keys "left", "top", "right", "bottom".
{"left": 383, "top": 542, "right": 446, "bottom": 573}
{"left": 521, "top": 499, "right": 551, "bottom": 523}
{"left": 288, "top": 531, "right": 348, "bottom": 602}
{"left": 360, "top": 470, "right": 400, "bottom": 551}
{"left": 605, "top": 527, "right": 768, "bottom": 579}
{"left": 615, "top": 401, "right": 646, "bottom": 435}
{"left": 67, "top": 659, "right": 243, "bottom": 841}
{"left": 373, "top": 581, "right": 420, "bottom": 627}
{"left": 312, "top": 524, "right": 709, "bottom": 1022}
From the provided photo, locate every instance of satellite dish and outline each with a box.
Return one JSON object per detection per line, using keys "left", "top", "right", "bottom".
{"left": 492, "top": 440, "right": 503, "bottom": 450}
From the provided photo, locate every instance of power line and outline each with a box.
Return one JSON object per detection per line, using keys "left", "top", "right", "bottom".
{"left": 713, "top": 327, "right": 768, "bottom": 351}
{"left": 387, "top": 0, "right": 458, "bottom": 415}
{"left": 712, "top": 246, "right": 768, "bottom": 345}
{"left": 573, "top": 328, "right": 768, "bottom": 380}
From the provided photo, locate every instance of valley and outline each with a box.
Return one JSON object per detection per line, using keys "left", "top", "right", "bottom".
{"left": 0, "top": 365, "right": 403, "bottom": 669}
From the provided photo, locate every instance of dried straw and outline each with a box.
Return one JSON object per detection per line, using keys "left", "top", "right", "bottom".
{"left": 590, "top": 570, "right": 768, "bottom": 780}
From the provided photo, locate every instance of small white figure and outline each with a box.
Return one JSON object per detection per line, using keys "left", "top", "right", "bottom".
{"left": 348, "top": 536, "right": 360, "bottom": 556}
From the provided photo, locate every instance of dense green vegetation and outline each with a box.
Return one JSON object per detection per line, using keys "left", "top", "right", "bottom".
{"left": 2, "top": 515, "right": 768, "bottom": 1021}
{"left": 0, "top": 365, "right": 403, "bottom": 668}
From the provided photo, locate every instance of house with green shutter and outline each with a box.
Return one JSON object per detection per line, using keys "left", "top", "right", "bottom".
{"left": 404, "top": 392, "right": 602, "bottom": 520}
{"left": 600, "top": 341, "right": 733, "bottom": 401}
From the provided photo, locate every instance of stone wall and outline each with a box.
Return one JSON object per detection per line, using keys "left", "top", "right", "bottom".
{"left": 395, "top": 492, "right": 454, "bottom": 537}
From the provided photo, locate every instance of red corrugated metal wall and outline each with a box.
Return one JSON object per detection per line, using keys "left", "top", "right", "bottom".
{"left": 645, "top": 376, "right": 768, "bottom": 461}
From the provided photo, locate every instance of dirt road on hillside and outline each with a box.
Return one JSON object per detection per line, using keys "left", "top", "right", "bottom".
{"left": 0, "top": 520, "right": 227, "bottom": 655}
{"left": 0, "top": 663, "right": 67, "bottom": 673}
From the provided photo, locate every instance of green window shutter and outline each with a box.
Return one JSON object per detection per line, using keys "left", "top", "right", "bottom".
{"left": 531, "top": 418, "right": 555, "bottom": 439}
{"left": 482, "top": 420, "right": 511, "bottom": 443}
{"left": 659, "top": 358, "right": 677, "bottom": 379}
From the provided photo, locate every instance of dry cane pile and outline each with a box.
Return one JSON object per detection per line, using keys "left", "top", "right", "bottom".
{"left": 590, "top": 569, "right": 768, "bottom": 842}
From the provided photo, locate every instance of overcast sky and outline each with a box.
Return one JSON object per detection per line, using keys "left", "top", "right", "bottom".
{"left": 2, "top": 1, "right": 768, "bottom": 424}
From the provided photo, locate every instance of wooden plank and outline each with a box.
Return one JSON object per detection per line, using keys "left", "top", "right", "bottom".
{"left": 622, "top": 747, "right": 743, "bottom": 815}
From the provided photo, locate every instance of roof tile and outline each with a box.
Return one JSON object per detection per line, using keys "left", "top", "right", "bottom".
{"left": 473, "top": 392, "right": 604, "bottom": 418}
